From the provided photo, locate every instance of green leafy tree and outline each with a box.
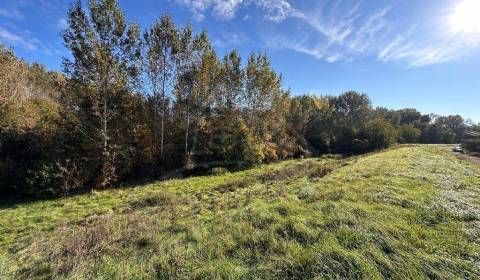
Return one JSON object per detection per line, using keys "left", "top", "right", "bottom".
{"left": 190, "top": 48, "right": 220, "bottom": 159}
{"left": 398, "top": 124, "right": 421, "bottom": 143}
{"left": 62, "top": 0, "right": 142, "bottom": 187}
{"left": 363, "top": 117, "right": 397, "bottom": 150}
{"left": 174, "top": 27, "right": 212, "bottom": 164}
{"left": 375, "top": 107, "right": 401, "bottom": 127}
{"left": 210, "top": 116, "right": 264, "bottom": 164}
{"left": 144, "top": 15, "right": 178, "bottom": 159}
{"left": 0, "top": 45, "right": 28, "bottom": 130}
{"left": 398, "top": 108, "right": 422, "bottom": 125}
{"left": 330, "top": 91, "right": 372, "bottom": 130}
{"left": 244, "top": 53, "right": 282, "bottom": 140}
{"left": 435, "top": 115, "right": 466, "bottom": 142}
{"left": 217, "top": 50, "right": 244, "bottom": 112}
{"left": 329, "top": 91, "right": 372, "bottom": 153}
{"left": 290, "top": 95, "right": 331, "bottom": 155}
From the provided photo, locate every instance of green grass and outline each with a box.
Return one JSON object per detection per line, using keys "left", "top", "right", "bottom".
{"left": 1, "top": 145, "right": 479, "bottom": 279}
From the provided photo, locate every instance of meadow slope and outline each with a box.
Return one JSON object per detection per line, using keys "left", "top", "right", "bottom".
{"left": 1, "top": 145, "right": 479, "bottom": 279}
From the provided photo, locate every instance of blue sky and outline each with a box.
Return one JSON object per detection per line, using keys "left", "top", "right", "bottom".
{"left": 1, "top": 0, "right": 479, "bottom": 121}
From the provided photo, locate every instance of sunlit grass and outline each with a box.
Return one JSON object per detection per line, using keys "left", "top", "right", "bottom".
{"left": 1, "top": 145, "right": 479, "bottom": 279}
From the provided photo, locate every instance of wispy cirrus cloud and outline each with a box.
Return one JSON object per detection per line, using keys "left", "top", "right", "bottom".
{"left": 176, "top": 0, "right": 480, "bottom": 68}
{"left": 0, "top": 7, "right": 24, "bottom": 20}
{"left": 263, "top": 2, "right": 391, "bottom": 65}
{"left": 266, "top": 0, "right": 480, "bottom": 67}
{"left": 0, "top": 26, "right": 52, "bottom": 54}
{"left": 0, "top": 0, "right": 68, "bottom": 57}
{"left": 379, "top": 28, "right": 480, "bottom": 67}
{"left": 212, "top": 31, "right": 249, "bottom": 48}
{"left": 177, "top": 0, "right": 392, "bottom": 64}
{"left": 0, "top": 27, "right": 37, "bottom": 51}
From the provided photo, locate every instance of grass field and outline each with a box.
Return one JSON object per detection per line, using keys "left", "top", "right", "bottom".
{"left": 1, "top": 145, "right": 479, "bottom": 279}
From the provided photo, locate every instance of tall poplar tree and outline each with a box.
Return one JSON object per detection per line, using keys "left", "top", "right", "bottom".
{"left": 245, "top": 53, "right": 282, "bottom": 140}
{"left": 144, "top": 15, "right": 178, "bottom": 159}
{"left": 218, "top": 50, "right": 243, "bottom": 112}
{"left": 174, "top": 27, "right": 212, "bottom": 165}
{"left": 62, "top": 0, "right": 142, "bottom": 187}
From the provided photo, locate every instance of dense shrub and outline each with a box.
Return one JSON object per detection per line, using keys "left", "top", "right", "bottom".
{"left": 309, "top": 164, "right": 334, "bottom": 178}
{"left": 363, "top": 118, "right": 397, "bottom": 151}
{"left": 333, "top": 127, "right": 357, "bottom": 154}
{"left": 351, "top": 139, "right": 369, "bottom": 154}
{"left": 210, "top": 167, "right": 229, "bottom": 176}
{"left": 398, "top": 124, "right": 421, "bottom": 143}
{"left": 210, "top": 117, "right": 264, "bottom": 165}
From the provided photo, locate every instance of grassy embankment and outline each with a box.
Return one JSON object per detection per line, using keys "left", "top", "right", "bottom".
{"left": 1, "top": 145, "right": 479, "bottom": 279}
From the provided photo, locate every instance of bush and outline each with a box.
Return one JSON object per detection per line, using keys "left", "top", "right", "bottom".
{"left": 0, "top": 130, "right": 58, "bottom": 196}
{"left": 210, "top": 117, "right": 264, "bottom": 164}
{"left": 351, "top": 139, "right": 369, "bottom": 154}
{"left": 309, "top": 164, "right": 334, "bottom": 178}
{"left": 363, "top": 118, "right": 397, "bottom": 150}
{"left": 210, "top": 167, "right": 229, "bottom": 176}
{"left": 263, "top": 142, "right": 279, "bottom": 162}
{"left": 333, "top": 127, "right": 357, "bottom": 154}
{"left": 398, "top": 124, "right": 421, "bottom": 143}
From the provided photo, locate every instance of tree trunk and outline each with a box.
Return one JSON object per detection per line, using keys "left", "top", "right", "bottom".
{"left": 103, "top": 91, "right": 108, "bottom": 153}
{"left": 160, "top": 53, "right": 167, "bottom": 159}
{"left": 160, "top": 102, "right": 165, "bottom": 158}
{"left": 185, "top": 112, "right": 190, "bottom": 162}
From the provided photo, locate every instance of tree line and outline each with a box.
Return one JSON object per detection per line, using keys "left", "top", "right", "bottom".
{"left": 1, "top": 0, "right": 478, "bottom": 197}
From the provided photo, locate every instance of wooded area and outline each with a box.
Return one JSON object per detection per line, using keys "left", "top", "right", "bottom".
{"left": 1, "top": 0, "right": 479, "bottom": 197}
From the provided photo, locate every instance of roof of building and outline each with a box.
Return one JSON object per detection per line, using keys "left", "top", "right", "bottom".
{"left": 465, "top": 131, "right": 480, "bottom": 137}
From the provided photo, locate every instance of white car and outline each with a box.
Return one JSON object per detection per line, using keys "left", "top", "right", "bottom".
{"left": 452, "top": 146, "right": 463, "bottom": 153}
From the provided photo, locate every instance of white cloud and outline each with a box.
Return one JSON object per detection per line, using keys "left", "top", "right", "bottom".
{"left": 0, "top": 7, "right": 24, "bottom": 20}
{"left": 175, "top": 0, "right": 298, "bottom": 22}
{"left": 268, "top": 36, "right": 325, "bottom": 60}
{"left": 325, "top": 53, "right": 343, "bottom": 63}
{"left": 0, "top": 27, "right": 53, "bottom": 55}
{"left": 256, "top": 0, "right": 301, "bottom": 22}
{"left": 379, "top": 27, "right": 480, "bottom": 67}
{"left": 266, "top": 1, "right": 390, "bottom": 64}
{"left": 0, "top": 27, "right": 37, "bottom": 51}
{"left": 175, "top": 0, "right": 245, "bottom": 21}
{"left": 299, "top": 1, "right": 361, "bottom": 45}
{"left": 176, "top": 0, "right": 480, "bottom": 67}
{"left": 212, "top": 32, "right": 249, "bottom": 47}
{"left": 378, "top": 36, "right": 406, "bottom": 62}
{"left": 264, "top": 1, "right": 480, "bottom": 67}
{"left": 212, "top": 0, "right": 244, "bottom": 19}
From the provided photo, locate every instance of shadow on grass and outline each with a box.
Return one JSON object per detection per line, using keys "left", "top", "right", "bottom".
{"left": 0, "top": 160, "right": 258, "bottom": 209}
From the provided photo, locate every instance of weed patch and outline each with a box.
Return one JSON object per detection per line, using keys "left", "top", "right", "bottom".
{"left": 215, "top": 177, "right": 257, "bottom": 193}
{"left": 129, "top": 190, "right": 178, "bottom": 208}
{"left": 309, "top": 164, "right": 335, "bottom": 179}
{"left": 257, "top": 163, "right": 310, "bottom": 182}
{"left": 210, "top": 167, "right": 229, "bottom": 176}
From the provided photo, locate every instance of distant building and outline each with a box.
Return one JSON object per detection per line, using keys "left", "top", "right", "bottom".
{"left": 463, "top": 131, "right": 480, "bottom": 153}
{"left": 465, "top": 131, "right": 480, "bottom": 139}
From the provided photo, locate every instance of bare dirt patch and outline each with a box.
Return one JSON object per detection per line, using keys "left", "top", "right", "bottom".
{"left": 455, "top": 153, "right": 480, "bottom": 165}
